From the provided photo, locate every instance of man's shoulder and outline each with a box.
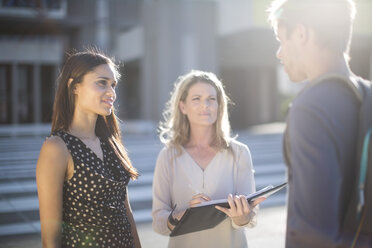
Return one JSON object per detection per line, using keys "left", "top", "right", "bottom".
{"left": 295, "top": 75, "right": 360, "bottom": 107}
{"left": 288, "top": 75, "right": 360, "bottom": 138}
{"left": 306, "top": 74, "right": 371, "bottom": 97}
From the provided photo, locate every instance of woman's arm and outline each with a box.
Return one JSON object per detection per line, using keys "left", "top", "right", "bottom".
{"left": 125, "top": 188, "right": 142, "bottom": 248}
{"left": 36, "top": 136, "right": 69, "bottom": 248}
{"left": 152, "top": 148, "right": 174, "bottom": 235}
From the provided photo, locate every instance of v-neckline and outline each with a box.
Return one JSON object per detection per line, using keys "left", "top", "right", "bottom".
{"left": 182, "top": 146, "right": 219, "bottom": 172}
{"left": 65, "top": 132, "right": 105, "bottom": 164}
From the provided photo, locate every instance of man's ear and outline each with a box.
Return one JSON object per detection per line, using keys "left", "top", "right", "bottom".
{"left": 294, "top": 23, "right": 309, "bottom": 44}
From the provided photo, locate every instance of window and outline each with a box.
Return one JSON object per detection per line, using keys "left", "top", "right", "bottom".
{"left": 18, "top": 64, "right": 33, "bottom": 123}
{"left": 41, "top": 65, "right": 55, "bottom": 122}
{"left": 0, "top": 64, "right": 11, "bottom": 124}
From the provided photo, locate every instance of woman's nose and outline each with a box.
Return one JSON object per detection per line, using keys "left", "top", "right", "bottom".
{"left": 106, "top": 86, "right": 116, "bottom": 99}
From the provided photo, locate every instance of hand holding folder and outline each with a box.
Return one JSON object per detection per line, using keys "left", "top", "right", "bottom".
{"left": 214, "top": 193, "right": 266, "bottom": 227}
{"left": 169, "top": 182, "right": 287, "bottom": 237}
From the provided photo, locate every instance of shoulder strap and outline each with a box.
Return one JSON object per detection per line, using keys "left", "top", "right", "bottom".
{"left": 338, "top": 76, "right": 372, "bottom": 242}
{"left": 318, "top": 75, "right": 372, "bottom": 221}
{"left": 309, "top": 73, "right": 363, "bottom": 102}
{"left": 357, "top": 127, "right": 372, "bottom": 219}
{"left": 336, "top": 77, "right": 372, "bottom": 221}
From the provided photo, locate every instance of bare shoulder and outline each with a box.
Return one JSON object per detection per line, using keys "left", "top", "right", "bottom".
{"left": 43, "top": 134, "right": 64, "bottom": 146}
{"left": 44, "top": 135, "right": 67, "bottom": 147}
{"left": 41, "top": 136, "right": 69, "bottom": 156}
{"left": 37, "top": 135, "right": 69, "bottom": 172}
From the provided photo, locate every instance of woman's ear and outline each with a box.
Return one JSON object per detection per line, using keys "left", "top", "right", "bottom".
{"left": 67, "top": 78, "right": 77, "bottom": 94}
{"left": 179, "top": 101, "right": 186, "bottom": 115}
{"left": 67, "top": 78, "right": 74, "bottom": 88}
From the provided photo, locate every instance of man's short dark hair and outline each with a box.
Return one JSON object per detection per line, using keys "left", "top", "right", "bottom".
{"left": 268, "top": 0, "right": 356, "bottom": 56}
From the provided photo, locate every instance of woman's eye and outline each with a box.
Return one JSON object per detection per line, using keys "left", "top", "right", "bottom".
{"left": 192, "top": 97, "right": 200, "bottom": 101}
{"left": 97, "top": 80, "right": 107, "bottom": 86}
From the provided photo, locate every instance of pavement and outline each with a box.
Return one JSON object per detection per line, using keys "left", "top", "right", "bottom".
{"left": 0, "top": 205, "right": 287, "bottom": 248}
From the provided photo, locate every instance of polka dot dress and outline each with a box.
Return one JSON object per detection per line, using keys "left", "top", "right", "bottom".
{"left": 53, "top": 131, "right": 134, "bottom": 248}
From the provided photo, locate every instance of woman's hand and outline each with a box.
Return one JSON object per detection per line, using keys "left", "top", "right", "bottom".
{"left": 189, "top": 193, "right": 211, "bottom": 207}
{"left": 215, "top": 195, "right": 266, "bottom": 226}
{"left": 167, "top": 193, "right": 211, "bottom": 231}
{"left": 167, "top": 209, "right": 186, "bottom": 231}
{"left": 172, "top": 209, "right": 186, "bottom": 221}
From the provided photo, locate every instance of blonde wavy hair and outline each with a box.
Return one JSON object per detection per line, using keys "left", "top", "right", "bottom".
{"left": 159, "top": 70, "right": 232, "bottom": 153}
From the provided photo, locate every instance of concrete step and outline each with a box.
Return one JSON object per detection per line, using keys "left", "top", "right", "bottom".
{"left": 0, "top": 130, "right": 286, "bottom": 236}
{"left": 0, "top": 191, "right": 287, "bottom": 236}
{"left": 0, "top": 221, "right": 41, "bottom": 236}
{"left": 0, "top": 163, "right": 285, "bottom": 197}
{"left": 0, "top": 170, "right": 286, "bottom": 210}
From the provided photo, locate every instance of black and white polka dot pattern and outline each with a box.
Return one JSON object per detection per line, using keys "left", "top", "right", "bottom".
{"left": 53, "top": 131, "right": 134, "bottom": 248}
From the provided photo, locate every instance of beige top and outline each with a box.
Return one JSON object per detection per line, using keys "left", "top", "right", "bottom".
{"left": 152, "top": 139, "right": 257, "bottom": 248}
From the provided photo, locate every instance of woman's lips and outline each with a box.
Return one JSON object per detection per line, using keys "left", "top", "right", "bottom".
{"left": 102, "top": 99, "right": 114, "bottom": 107}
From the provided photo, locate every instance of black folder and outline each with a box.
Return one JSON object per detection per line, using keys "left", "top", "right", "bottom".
{"left": 169, "top": 182, "right": 287, "bottom": 237}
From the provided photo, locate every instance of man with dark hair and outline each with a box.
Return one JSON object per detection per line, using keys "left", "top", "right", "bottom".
{"left": 268, "top": 0, "right": 368, "bottom": 247}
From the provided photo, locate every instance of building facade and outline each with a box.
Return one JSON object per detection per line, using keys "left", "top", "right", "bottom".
{"left": 1, "top": 0, "right": 371, "bottom": 130}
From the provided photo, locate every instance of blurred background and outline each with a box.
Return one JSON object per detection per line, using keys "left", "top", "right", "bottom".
{"left": 0, "top": 0, "right": 371, "bottom": 247}
{"left": 1, "top": 0, "right": 370, "bottom": 130}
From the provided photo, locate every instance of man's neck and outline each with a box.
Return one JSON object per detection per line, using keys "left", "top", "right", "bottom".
{"left": 306, "top": 50, "right": 351, "bottom": 82}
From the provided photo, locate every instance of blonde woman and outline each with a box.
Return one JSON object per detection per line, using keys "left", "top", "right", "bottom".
{"left": 152, "top": 70, "right": 264, "bottom": 248}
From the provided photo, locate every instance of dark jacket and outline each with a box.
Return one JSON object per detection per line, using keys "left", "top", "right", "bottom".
{"left": 284, "top": 74, "right": 360, "bottom": 248}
